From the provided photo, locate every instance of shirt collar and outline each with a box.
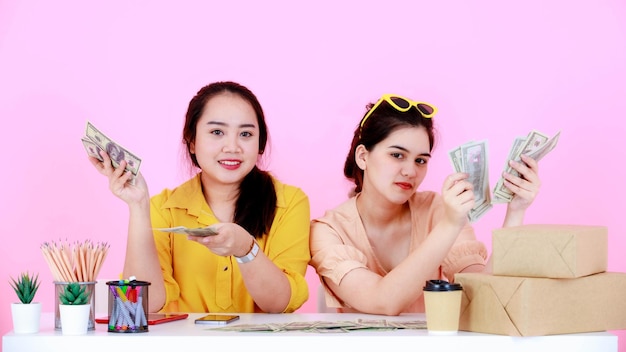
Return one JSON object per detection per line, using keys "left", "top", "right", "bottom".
{"left": 160, "top": 173, "right": 285, "bottom": 222}
{"left": 160, "top": 173, "right": 209, "bottom": 220}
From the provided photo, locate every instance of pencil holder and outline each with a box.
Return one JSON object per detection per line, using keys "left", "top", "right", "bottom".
{"left": 106, "top": 280, "right": 150, "bottom": 333}
{"left": 54, "top": 281, "right": 96, "bottom": 331}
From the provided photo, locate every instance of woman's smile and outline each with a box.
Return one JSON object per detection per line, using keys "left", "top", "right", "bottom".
{"left": 219, "top": 159, "right": 242, "bottom": 170}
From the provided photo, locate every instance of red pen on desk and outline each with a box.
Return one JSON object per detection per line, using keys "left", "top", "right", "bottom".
{"left": 128, "top": 287, "right": 137, "bottom": 302}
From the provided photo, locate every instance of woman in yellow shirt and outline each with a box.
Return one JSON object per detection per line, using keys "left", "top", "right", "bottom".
{"left": 89, "top": 81, "right": 310, "bottom": 313}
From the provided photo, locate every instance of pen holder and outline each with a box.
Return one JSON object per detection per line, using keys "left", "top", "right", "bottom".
{"left": 54, "top": 281, "right": 96, "bottom": 331}
{"left": 106, "top": 280, "right": 150, "bottom": 333}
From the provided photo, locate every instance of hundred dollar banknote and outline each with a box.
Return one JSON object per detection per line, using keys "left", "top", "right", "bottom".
{"left": 83, "top": 121, "right": 142, "bottom": 176}
{"left": 448, "top": 140, "right": 492, "bottom": 222}
{"left": 81, "top": 137, "right": 104, "bottom": 162}
{"left": 492, "top": 130, "right": 560, "bottom": 203}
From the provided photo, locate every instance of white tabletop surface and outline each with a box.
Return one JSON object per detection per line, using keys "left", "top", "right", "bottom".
{"left": 3, "top": 312, "right": 617, "bottom": 352}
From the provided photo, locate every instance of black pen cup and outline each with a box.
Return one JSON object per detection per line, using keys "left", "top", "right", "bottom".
{"left": 106, "top": 280, "right": 150, "bottom": 333}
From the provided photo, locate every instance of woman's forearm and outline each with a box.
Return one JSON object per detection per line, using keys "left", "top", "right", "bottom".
{"left": 123, "top": 201, "right": 165, "bottom": 312}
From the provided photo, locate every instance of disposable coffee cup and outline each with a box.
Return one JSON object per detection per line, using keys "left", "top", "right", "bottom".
{"left": 423, "top": 280, "right": 463, "bottom": 335}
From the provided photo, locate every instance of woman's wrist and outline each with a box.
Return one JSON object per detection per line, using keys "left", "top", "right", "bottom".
{"left": 437, "top": 216, "right": 466, "bottom": 236}
{"left": 503, "top": 207, "right": 525, "bottom": 227}
{"left": 235, "top": 237, "right": 259, "bottom": 264}
{"left": 234, "top": 236, "right": 255, "bottom": 258}
{"left": 127, "top": 196, "right": 150, "bottom": 211}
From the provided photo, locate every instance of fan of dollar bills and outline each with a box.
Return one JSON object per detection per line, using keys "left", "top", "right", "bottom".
{"left": 449, "top": 130, "right": 560, "bottom": 222}
{"left": 81, "top": 121, "right": 142, "bottom": 176}
{"left": 154, "top": 226, "right": 218, "bottom": 237}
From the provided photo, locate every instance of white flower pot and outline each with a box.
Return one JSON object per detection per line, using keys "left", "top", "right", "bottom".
{"left": 54, "top": 281, "right": 96, "bottom": 330}
{"left": 11, "top": 302, "right": 41, "bottom": 334}
{"left": 59, "top": 304, "right": 91, "bottom": 335}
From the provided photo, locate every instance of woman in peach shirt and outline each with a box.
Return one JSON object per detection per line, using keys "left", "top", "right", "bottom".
{"left": 310, "top": 94, "right": 541, "bottom": 315}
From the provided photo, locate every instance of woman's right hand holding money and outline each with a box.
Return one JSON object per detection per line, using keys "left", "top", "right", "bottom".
{"left": 440, "top": 172, "right": 475, "bottom": 230}
{"left": 88, "top": 150, "right": 150, "bottom": 206}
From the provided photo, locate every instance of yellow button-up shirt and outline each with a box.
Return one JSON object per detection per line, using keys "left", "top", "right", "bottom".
{"left": 150, "top": 173, "right": 310, "bottom": 313}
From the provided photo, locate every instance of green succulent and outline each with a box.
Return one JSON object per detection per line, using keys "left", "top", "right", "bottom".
{"left": 10, "top": 272, "right": 40, "bottom": 304}
{"left": 59, "top": 283, "right": 90, "bottom": 305}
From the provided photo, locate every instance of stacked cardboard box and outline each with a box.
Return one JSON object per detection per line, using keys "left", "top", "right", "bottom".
{"left": 455, "top": 224, "right": 626, "bottom": 336}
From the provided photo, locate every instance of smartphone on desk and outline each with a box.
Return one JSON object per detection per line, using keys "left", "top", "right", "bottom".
{"left": 194, "top": 314, "right": 240, "bottom": 325}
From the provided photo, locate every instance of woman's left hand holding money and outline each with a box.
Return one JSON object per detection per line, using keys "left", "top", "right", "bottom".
{"left": 186, "top": 223, "right": 254, "bottom": 258}
{"left": 505, "top": 154, "right": 541, "bottom": 210}
{"left": 502, "top": 154, "right": 541, "bottom": 227}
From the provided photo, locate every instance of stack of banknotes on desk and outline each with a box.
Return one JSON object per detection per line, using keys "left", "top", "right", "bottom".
{"left": 212, "top": 319, "right": 426, "bottom": 333}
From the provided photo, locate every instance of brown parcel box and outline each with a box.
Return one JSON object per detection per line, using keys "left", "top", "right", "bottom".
{"left": 455, "top": 272, "right": 626, "bottom": 336}
{"left": 492, "top": 224, "right": 608, "bottom": 278}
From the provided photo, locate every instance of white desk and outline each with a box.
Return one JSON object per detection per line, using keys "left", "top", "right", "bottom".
{"left": 3, "top": 313, "right": 617, "bottom": 352}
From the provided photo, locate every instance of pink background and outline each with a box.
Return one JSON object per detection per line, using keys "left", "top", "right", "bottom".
{"left": 1, "top": 0, "right": 625, "bottom": 349}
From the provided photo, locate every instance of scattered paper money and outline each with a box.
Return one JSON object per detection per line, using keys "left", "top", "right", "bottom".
{"left": 155, "top": 226, "right": 219, "bottom": 237}
{"left": 210, "top": 319, "right": 427, "bottom": 333}
{"left": 213, "top": 323, "right": 282, "bottom": 332}
{"left": 82, "top": 121, "right": 142, "bottom": 176}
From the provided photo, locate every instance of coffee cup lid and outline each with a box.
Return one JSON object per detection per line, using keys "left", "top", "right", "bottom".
{"left": 423, "top": 280, "right": 462, "bottom": 291}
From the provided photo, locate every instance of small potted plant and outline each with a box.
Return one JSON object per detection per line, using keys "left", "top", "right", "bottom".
{"left": 9, "top": 272, "right": 41, "bottom": 334}
{"left": 58, "top": 282, "right": 91, "bottom": 335}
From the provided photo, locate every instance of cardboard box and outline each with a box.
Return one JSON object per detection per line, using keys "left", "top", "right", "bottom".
{"left": 492, "top": 224, "right": 607, "bottom": 278}
{"left": 455, "top": 272, "right": 626, "bottom": 336}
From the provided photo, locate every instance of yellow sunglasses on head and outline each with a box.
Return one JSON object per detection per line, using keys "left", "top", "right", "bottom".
{"left": 359, "top": 94, "right": 437, "bottom": 130}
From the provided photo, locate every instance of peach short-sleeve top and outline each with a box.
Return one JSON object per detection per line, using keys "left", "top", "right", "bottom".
{"left": 310, "top": 191, "right": 487, "bottom": 313}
